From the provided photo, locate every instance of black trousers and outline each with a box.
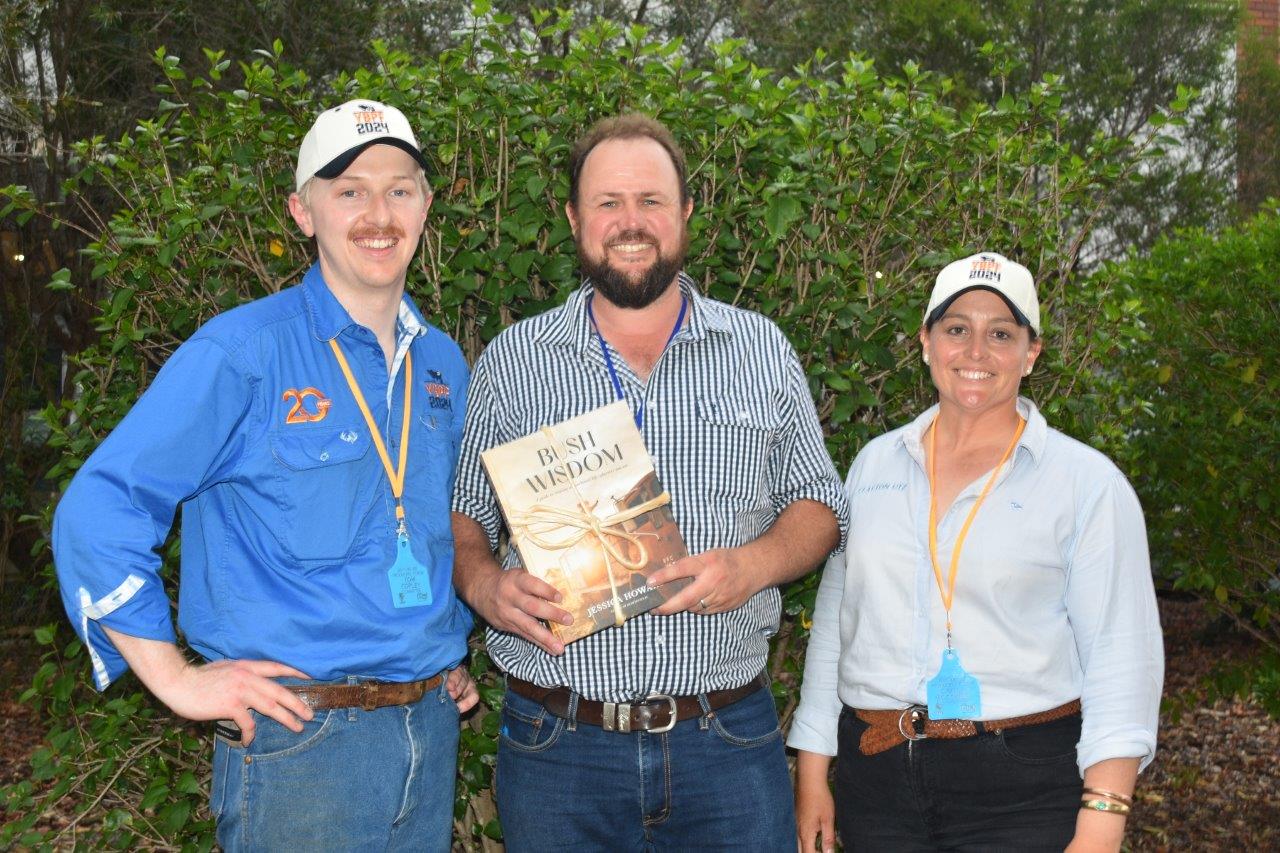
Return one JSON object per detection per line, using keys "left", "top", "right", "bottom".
{"left": 834, "top": 707, "right": 1083, "bottom": 852}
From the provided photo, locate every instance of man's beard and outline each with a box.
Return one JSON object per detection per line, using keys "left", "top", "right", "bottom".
{"left": 578, "top": 228, "right": 688, "bottom": 310}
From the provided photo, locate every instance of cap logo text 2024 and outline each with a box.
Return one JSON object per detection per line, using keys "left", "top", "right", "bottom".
{"left": 968, "top": 257, "right": 1002, "bottom": 283}
{"left": 352, "top": 105, "right": 389, "bottom": 136}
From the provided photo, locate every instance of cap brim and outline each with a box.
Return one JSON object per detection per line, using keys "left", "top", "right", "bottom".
{"left": 313, "top": 138, "right": 431, "bottom": 180}
{"left": 926, "top": 285, "right": 1033, "bottom": 330}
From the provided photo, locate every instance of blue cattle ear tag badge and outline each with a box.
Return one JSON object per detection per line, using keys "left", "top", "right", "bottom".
{"left": 387, "top": 536, "right": 433, "bottom": 608}
{"left": 926, "top": 648, "right": 981, "bottom": 720}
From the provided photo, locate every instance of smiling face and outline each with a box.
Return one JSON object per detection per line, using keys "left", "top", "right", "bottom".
{"left": 919, "top": 288, "right": 1042, "bottom": 416}
{"left": 565, "top": 136, "right": 693, "bottom": 310}
{"left": 288, "top": 143, "right": 430, "bottom": 301}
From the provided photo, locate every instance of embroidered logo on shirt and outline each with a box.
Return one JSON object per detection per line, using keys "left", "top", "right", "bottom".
{"left": 340, "top": 430, "right": 358, "bottom": 443}
{"left": 854, "top": 482, "right": 907, "bottom": 495}
{"left": 424, "top": 370, "right": 452, "bottom": 411}
{"left": 282, "top": 387, "right": 332, "bottom": 424}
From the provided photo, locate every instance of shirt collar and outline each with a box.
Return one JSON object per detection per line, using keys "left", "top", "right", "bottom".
{"left": 899, "top": 395, "right": 1047, "bottom": 468}
{"left": 396, "top": 292, "right": 429, "bottom": 339}
{"left": 301, "top": 261, "right": 428, "bottom": 344}
{"left": 535, "top": 270, "right": 732, "bottom": 353}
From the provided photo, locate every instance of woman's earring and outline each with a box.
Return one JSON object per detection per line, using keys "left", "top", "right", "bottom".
{"left": 923, "top": 353, "right": 931, "bottom": 365}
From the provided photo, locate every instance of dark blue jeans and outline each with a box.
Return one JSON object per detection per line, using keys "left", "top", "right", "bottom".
{"left": 496, "top": 681, "right": 794, "bottom": 852}
{"left": 834, "top": 707, "right": 1083, "bottom": 851}
{"left": 210, "top": 676, "right": 459, "bottom": 852}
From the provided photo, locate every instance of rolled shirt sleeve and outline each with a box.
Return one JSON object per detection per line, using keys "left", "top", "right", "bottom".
{"left": 787, "top": 545, "right": 849, "bottom": 756}
{"left": 1066, "top": 473, "right": 1164, "bottom": 773}
{"left": 53, "top": 338, "right": 254, "bottom": 689}
{"left": 767, "top": 337, "right": 850, "bottom": 554}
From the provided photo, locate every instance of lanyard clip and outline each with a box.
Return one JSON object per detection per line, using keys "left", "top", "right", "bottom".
{"left": 396, "top": 517, "right": 409, "bottom": 542}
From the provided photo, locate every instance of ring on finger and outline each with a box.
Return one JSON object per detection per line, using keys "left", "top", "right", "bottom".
{"left": 698, "top": 598, "right": 709, "bottom": 611}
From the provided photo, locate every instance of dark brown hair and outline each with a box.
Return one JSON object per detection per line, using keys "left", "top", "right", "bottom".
{"left": 567, "top": 113, "right": 689, "bottom": 208}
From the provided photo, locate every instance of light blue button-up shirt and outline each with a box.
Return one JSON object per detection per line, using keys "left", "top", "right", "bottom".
{"left": 788, "top": 397, "right": 1163, "bottom": 774}
{"left": 53, "top": 264, "right": 471, "bottom": 689}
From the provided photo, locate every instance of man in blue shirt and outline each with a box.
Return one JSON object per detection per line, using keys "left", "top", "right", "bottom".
{"left": 53, "top": 100, "right": 475, "bottom": 851}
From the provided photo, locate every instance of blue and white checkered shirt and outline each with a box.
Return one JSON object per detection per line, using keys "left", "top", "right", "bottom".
{"left": 452, "top": 274, "right": 849, "bottom": 702}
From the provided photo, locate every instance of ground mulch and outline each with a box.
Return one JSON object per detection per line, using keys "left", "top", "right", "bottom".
{"left": 0, "top": 629, "right": 42, "bottom": 792}
{"left": 2, "top": 597, "right": 1277, "bottom": 848}
{"left": 1130, "top": 598, "right": 1279, "bottom": 850}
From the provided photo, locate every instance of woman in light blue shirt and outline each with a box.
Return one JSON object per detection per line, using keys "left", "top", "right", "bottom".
{"left": 791, "top": 253, "right": 1163, "bottom": 852}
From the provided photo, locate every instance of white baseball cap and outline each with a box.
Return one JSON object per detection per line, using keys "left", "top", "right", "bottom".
{"left": 295, "top": 99, "right": 430, "bottom": 191}
{"left": 924, "top": 251, "right": 1040, "bottom": 335}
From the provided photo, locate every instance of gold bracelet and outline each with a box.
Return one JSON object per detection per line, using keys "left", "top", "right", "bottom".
{"left": 1082, "top": 787, "right": 1133, "bottom": 806}
{"left": 1081, "top": 798, "right": 1131, "bottom": 816}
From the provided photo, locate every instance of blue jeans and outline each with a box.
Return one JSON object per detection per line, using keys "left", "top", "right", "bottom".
{"left": 495, "top": 680, "right": 794, "bottom": 852}
{"left": 210, "top": 676, "right": 459, "bottom": 852}
{"left": 834, "top": 707, "right": 1083, "bottom": 851}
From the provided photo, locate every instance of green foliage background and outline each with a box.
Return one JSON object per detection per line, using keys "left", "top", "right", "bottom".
{"left": 0, "top": 10, "right": 1206, "bottom": 850}
{"left": 1098, "top": 211, "right": 1280, "bottom": 716}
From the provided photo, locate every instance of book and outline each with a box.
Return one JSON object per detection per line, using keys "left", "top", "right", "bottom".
{"left": 480, "top": 400, "right": 690, "bottom": 644}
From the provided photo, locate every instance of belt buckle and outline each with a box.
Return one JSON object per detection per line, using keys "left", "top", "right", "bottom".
{"left": 898, "top": 705, "right": 928, "bottom": 741}
{"left": 644, "top": 693, "right": 678, "bottom": 734}
{"left": 601, "top": 695, "right": 678, "bottom": 733}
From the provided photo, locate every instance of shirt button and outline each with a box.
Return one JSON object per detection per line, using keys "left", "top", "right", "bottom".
{"left": 738, "top": 410, "right": 749, "bottom": 419}
{"left": 655, "top": 634, "right": 665, "bottom": 645}
{"left": 648, "top": 400, "right": 658, "bottom": 410}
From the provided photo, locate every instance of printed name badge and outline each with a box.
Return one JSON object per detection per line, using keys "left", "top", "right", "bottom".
{"left": 926, "top": 648, "right": 982, "bottom": 720}
{"left": 387, "top": 536, "right": 433, "bottom": 609}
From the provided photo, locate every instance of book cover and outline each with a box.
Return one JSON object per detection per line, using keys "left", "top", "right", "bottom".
{"left": 481, "top": 400, "right": 690, "bottom": 644}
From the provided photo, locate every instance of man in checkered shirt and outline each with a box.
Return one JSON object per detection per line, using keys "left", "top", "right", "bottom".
{"left": 451, "top": 114, "right": 848, "bottom": 851}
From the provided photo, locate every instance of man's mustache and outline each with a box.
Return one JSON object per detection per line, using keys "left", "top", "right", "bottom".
{"left": 349, "top": 228, "right": 407, "bottom": 241}
{"left": 606, "top": 229, "right": 658, "bottom": 247}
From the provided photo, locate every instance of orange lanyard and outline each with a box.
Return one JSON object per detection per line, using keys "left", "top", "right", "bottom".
{"left": 926, "top": 415, "right": 1026, "bottom": 645}
{"left": 328, "top": 340, "right": 413, "bottom": 536}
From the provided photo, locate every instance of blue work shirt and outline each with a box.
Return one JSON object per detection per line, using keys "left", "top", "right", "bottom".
{"left": 53, "top": 263, "right": 471, "bottom": 689}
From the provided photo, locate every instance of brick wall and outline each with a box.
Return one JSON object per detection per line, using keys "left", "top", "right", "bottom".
{"left": 1239, "top": 0, "right": 1280, "bottom": 210}
{"left": 1245, "top": 0, "right": 1279, "bottom": 58}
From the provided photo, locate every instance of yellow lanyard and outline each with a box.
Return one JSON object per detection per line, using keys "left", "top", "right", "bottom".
{"left": 926, "top": 414, "right": 1026, "bottom": 644}
{"left": 328, "top": 339, "right": 413, "bottom": 536}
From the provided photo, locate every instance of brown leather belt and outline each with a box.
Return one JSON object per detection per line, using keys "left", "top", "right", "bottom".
{"left": 853, "top": 699, "right": 1081, "bottom": 756}
{"left": 286, "top": 673, "right": 444, "bottom": 712}
{"left": 508, "top": 671, "right": 769, "bottom": 733}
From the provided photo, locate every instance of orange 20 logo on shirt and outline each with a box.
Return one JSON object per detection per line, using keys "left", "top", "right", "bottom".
{"left": 282, "top": 388, "right": 332, "bottom": 424}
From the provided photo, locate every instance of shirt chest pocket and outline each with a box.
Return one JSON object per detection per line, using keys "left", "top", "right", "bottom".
{"left": 692, "top": 393, "right": 780, "bottom": 505}
{"left": 404, "top": 413, "right": 459, "bottom": 543}
{"left": 268, "top": 425, "right": 380, "bottom": 567}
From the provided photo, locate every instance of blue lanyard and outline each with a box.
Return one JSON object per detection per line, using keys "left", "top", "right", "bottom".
{"left": 586, "top": 292, "right": 688, "bottom": 430}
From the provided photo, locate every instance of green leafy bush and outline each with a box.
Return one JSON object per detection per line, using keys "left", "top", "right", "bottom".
{"left": 1, "top": 10, "right": 1152, "bottom": 849}
{"left": 1098, "top": 209, "right": 1280, "bottom": 713}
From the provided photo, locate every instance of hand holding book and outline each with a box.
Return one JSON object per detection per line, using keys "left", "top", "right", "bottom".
{"left": 649, "top": 546, "right": 769, "bottom": 616}
{"left": 466, "top": 562, "right": 573, "bottom": 656}
{"left": 481, "top": 402, "right": 691, "bottom": 645}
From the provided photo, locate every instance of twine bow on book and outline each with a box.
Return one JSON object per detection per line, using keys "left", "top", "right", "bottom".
{"left": 508, "top": 492, "right": 672, "bottom": 627}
